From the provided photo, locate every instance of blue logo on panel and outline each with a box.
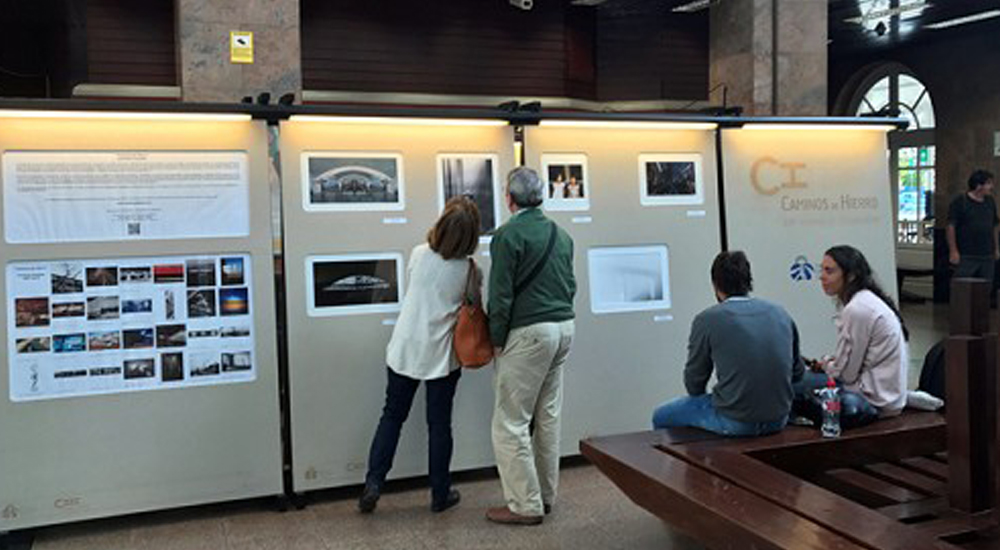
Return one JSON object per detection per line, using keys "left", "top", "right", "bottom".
{"left": 790, "top": 256, "right": 814, "bottom": 281}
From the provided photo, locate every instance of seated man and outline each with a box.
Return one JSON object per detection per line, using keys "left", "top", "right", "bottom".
{"left": 652, "top": 251, "right": 804, "bottom": 436}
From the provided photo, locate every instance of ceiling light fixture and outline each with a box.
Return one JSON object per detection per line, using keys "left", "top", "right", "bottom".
{"left": 672, "top": 0, "right": 713, "bottom": 13}
{"left": 844, "top": 0, "right": 929, "bottom": 24}
{"left": 925, "top": 9, "right": 1000, "bottom": 29}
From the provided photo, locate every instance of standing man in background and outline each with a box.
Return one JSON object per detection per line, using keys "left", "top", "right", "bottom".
{"left": 948, "top": 169, "right": 999, "bottom": 294}
{"left": 487, "top": 167, "right": 576, "bottom": 526}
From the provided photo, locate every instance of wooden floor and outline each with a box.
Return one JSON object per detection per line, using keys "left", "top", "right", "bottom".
{"left": 582, "top": 412, "right": 1000, "bottom": 550}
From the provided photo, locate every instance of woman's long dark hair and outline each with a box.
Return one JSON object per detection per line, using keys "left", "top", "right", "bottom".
{"left": 825, "top": 245, "right": 909, "bottom": 341}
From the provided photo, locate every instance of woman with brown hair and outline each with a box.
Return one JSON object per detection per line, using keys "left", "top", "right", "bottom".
{"left": 358, "top": 196, "right": 482, "bottom": 514}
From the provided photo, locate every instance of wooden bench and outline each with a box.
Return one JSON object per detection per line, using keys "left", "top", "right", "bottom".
{"left": 581, "top": 279, "right": 1000, "bottom": 549}
{"left": 581, "top": 413, "right": 959, "bottom": 550}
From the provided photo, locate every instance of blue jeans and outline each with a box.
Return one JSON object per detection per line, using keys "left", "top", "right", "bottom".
{"left": 792, "top": 371, "right": 878, "bottom": 429}
{"left": 651, "top": 394, "right": 786, "bottom": 437}
{"left": 364, "top": 367, "right": 461, "bottom": 504}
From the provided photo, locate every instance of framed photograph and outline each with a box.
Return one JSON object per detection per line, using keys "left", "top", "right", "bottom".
{"left": 541, "top": 154, "right": 590, "bottom": 212}
{"left": 16, "top": 336, "right": 50, "bottom": 353}
{"left": 156, "top": 324, "right": 187, "bottom": 348}
{"left": 161, "top": 353, "right": 184, "bottom": 382}
{"left": 186, "top": 259, "right": 216, "bottom": 287}
{"left": 221, "top": 257, "right": 245, "bottom": 286}
{"left": 53, "top": 333, "right": 86, "bottom": 353}
{"left": 219, "top": 288, "right": 249, "bottom": 316}
{"left": 187, "top": 289, "right": 217, "bottom": 318}
{"left": 306, "top": 253, "right": 404, "bottom": 317}
{"left": 588, "top": 246, "right": 671, "bottom": 314}
{"left": 638, "top": 153, "right": 704, "bottom": 206}
{"left": 124, "top": 358, "right": 155, "bottom": 380}
{"left": 123, "top": 328, "right": 154, "bottom": 349}
{"left": 437, "top": 153, "right": 501, "bottom": 237}
{"left": 87, "top": 296, "right": 120, "bottom": 321}
{"left": 52, "top": 301, "right": 85, "bottom": 318}
{"left": 302, "top": 152, "right": 405, "bottom": 212}
{"left": 86, "top": 266, "right": 118, "bottom": 287}
{"left": 51, "top": 262, "right": 84, "bottom": 294}
{"left": 88, "top": 330, "right": 121, "bottom": 351}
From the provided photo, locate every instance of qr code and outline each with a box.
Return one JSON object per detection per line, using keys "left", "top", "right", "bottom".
{"left": 127, "top": 223, "right": 141, "bottom": 236}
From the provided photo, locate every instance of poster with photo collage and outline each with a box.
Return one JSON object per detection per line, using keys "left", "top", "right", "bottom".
{"left": 6, "top": 254, "right": 255, "bottom": 402}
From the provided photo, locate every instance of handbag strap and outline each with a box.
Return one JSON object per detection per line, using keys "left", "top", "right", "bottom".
{"left": 463, "top": 258, "right": 478, "bottom": 304}
{"left": 513, "top": 221, "right": 558, "bottom": 296}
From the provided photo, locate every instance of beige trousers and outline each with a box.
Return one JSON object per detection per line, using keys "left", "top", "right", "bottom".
{"left": 491, "top": 320, "right": 575, "bottom": 516}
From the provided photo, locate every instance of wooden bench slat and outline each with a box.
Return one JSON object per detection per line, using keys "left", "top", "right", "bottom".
{"left": 863, "top": 463, "right": 948, "bottom": 496}
{"left": 877, "top": 497, "right": 949, "bottom": 521}
{"left": 825, "top": 468, "right": 929, "bottom": 504}
{"left": 581, "top": 433, "right": 870, "bottom": 550}
{"left": 901, "top": 457, "right": 950, "bottom": 480}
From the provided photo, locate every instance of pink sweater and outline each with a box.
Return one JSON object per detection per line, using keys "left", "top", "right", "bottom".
{"left": 827, "top": 290, "right": 908, "bottom": 415}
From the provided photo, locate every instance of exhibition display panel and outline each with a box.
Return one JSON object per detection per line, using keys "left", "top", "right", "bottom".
{"left": 0, "top": 113, "right": 283, "bottom": 530}
{"left": 280, "top": 117, "right": 514, "bottom": 492}
{"left": 524, "top": 122, "right": 721, "bottom": 451}
{"left": 721, "top": 126, "right": 897, "bottom": 356}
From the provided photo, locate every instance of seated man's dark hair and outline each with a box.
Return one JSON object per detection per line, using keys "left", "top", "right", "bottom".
{"left": 711, "top": 251, "right": 753, "bottom": 297}
{"left": 968, "top": 169, "right": 995, "bottom": 191}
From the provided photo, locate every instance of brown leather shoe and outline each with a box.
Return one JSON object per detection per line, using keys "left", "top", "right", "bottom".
{"left": 486, "top": 506, "right": 543, "bottom": 525}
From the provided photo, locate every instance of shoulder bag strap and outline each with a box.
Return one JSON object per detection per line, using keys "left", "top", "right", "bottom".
{"left": 463, "top": 258, "right": 478, "bottom": 304}
{"left": 513, "top": 221, "right": 558, "bottom": 296}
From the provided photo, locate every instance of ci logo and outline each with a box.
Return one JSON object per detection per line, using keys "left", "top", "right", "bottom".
{"left": 790, "top": 256, "right": 814, "bottom": 281}
{"left": 751, "top": 156, "right": 807, "bottom": 196}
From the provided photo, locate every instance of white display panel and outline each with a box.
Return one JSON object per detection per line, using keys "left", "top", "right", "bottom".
{"left": 588, "top": 246, "right": 671, "bottom": 314}
{"left": 301, "top": 152, "right": 405, "bottom": 212}
{"left": 7, "top": 254, "right": 255, "bottom": 401}
{"left": 3, "top": 151, "right": 250, "bottom": 243}
{"left": 721, "top": 129, "right": 896, "bottom": 357}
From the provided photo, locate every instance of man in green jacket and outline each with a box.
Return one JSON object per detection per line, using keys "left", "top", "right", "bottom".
{"left": 486, "top": 167, "right": 576, "bottom": 526}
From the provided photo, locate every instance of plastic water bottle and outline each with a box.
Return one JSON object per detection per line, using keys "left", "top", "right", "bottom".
{"left": 819, "top": 377, "right": 841, "bottom": 438}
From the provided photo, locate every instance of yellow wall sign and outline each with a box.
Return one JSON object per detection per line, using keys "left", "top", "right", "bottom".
{"left": 230, "top": 31, "right": 254, "bottom": 64}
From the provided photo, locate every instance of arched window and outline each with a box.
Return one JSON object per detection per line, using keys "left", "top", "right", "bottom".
{"left": 850, "top": 67, "right": 936, "bottom": 246}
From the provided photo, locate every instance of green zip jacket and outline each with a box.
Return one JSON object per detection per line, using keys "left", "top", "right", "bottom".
{"left": 488, "top": 208, "right": 576, "bottom": 348}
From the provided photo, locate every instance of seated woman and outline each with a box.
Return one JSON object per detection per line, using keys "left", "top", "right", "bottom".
{"left": 796, "top": 245, "right": 908, "bottom": 425}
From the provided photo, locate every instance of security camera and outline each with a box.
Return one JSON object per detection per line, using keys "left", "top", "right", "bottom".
{"left": 510, "top": 0, "right": 533, "bottom": 10}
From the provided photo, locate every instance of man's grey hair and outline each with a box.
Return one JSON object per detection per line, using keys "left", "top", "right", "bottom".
{"left": 506, "top": 166, "right": 545, "bottom": 208}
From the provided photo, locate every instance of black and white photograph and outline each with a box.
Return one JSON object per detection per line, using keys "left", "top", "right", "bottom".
{"left": 86, "top": 266, "right": 118, "bottom": 287}
{"left": 438, "top": 154, "right": 499, "bottom": 235}
{"left": 221, "top": 257, "right": 245, "bottom": 286}
{"left": 119, "top": 267, "right": 152, "bottom": 283}
{"left": 51, "top": 262, "right": 84, "bottom": 294}
{"left": 164, "top": 290, "right": 176, "bottom": 320}
{"left": 222, "top": 351, "right": 252, "bottom": 372}
{"left": 161, "top": 353, "right": 184, "bottom": 382}
{"left": 220, "top": 325, "right": 251, "bottom": 338}
{"left": 87, "top": 296, "right": 120, "bottom": 321}
{"left": 123, "top": 328, "right": 154, "bottom": 349}
{"left": 304, "top": 153, "right": 404, "bottom": 211}
{"left": 587, "top": 246, "right": 671, "bottom": 314}
{"left": 638, "top": 154, "right": 703, "bottom": 206}
{"left": 52, "top": 301, "right": 85, "bottom": 318}
{"left": 189, "top": 328, "right": 219, "bottom": 339}
{"left": 190, "top": 353, "right": 220, "bottom": 376}
{"left": 16, "top": 336, "right": 50, "bottom": 353}
{"left": 186, "top": 259, "right": 216, "bottom": 287}
{"left": 122, "top": 298, "right": 153, "bottom": 314}
{"left": 542, "top": 154, "right": 590, "bottom": 211}
{"left": 123, "top": 358, "right": 155, "bottom": 380}
{"left": 187, "top": 289, "right": 216, "bottom": 317}
{"left": 88, "top": 330, "right": 121, "bottom": 351}
{"left": 306, "top": 254, "right": 403, "bottom": 316}
{"left": 89, "top": 366, "right": 121, "bottom": 377}
{"left": 156, "top": 324, "right": 187, "bottom": 348}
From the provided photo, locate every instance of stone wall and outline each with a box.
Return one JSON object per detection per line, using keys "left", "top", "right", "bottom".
{"left": 176, "top": 0, "right": 301, "bottom": 103}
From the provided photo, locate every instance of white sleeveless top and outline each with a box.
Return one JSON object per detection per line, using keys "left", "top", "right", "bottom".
{"left": 386, "top": 244, "right": 476, "bottom": 380}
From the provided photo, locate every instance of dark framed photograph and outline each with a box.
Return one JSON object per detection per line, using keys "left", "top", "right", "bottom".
{"left": 16, "top": 336, "right": 51, "bottom": 353}
{"left": 153, "top": 264, "right": 184, "bottom": 284}
{"left": 121, "top": 298, "right": 153, "bottom": 314}
{"left": 437, "top": 154, "right": 500, "bottom": 236}
{"left": 219, "top": 288, "right": 249, "bottom": 316}
{"left": 119, "top": 267, "right": 152, "bottom": 283}
{"left": 15, "top": 297, "right": 50, "bottom": 327}
{"left": 53, "top": 333, "right": 86, "bottom": 353}
{"left": 221, "top": 257, "right": 245, "bottom": 286}
{"left": 187, "top": 289, "right": 217, "bottom": 318}
{"left": 186, "top": 259, "right": 216, "bottom": 287}
{"left": 638, "top": 153, "right": 704, "bottom": 206}
{"left": 156, "top": 324, "right": 187, "bottom": 348}
{"left": 303, "top": 153, "right": 405, "bottom": 211}
{"left": 161, "top": 353, "right": 184, "bottom": 382}
{"left": 306, "top": 254, "right": 403, "bottom": 316}
{"left": 86, "top": 266, "right": 118, "bottom": 287}
{"left": 52, "top": 301, "right": 85, "bottom": 318}
{"left": 190, "top": 353, "right": 220, "bottom": 377}
{"left": 51, "top": 262, "right": 84, "bottom": 294}
{"left": 124, "top": 358, "right": 155, "bottom": 379}
{"left": 222, "top": 351, "right": 252, "bottom": 372}
{"left": 87, "top": 296, "right": 120, "bottom": 321}
{"left": 123, "top": 328, "right": 154, "bottom": 349}
{"left": 88, "top": 330, "right": 121, "bottom": 351}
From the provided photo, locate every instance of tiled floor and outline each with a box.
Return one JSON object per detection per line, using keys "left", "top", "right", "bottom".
{"left": 10, "top": 301, "right": 949, "bottom": 550}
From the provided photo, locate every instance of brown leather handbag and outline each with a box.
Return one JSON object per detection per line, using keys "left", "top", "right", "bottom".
{"left": 453, "top": 258, "right": 493, "bottom": 368}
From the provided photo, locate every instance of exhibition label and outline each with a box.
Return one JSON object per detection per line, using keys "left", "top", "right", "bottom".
{"left": 3, "top": 151, "right": 250, "bottom": 243}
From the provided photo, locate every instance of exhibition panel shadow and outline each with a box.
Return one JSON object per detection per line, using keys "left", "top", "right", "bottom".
{"left": 0, "top": 110, "right": 283, "bottom": 530}
{"left": 720, "top": 125, "right": 897, "bottom": 357}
